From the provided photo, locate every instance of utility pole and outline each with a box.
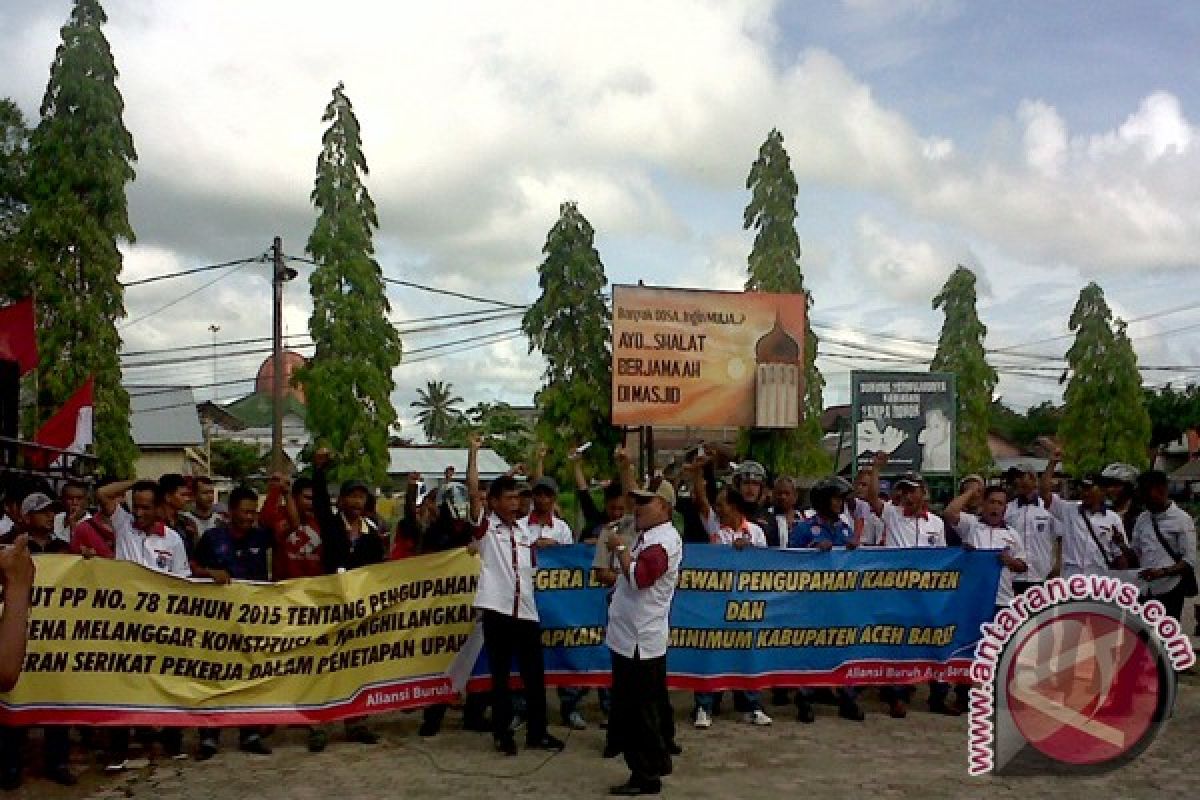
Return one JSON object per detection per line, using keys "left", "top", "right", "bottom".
{"left": 208, "top": 324, "right": 221, "bottom": 403}
{"left": 271, "top": 237, "right": 287, "bottom": 473}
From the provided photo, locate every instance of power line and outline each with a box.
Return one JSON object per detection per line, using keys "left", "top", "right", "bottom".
{"left": 285, "top": 254, "right": 528, "bottom": 310}
{"left": 120, "top": 307, "right": 521, "bottom": 358}
{"left": 127, "top": 330, "right": 528, "bottom": 414}
{"left": 989, "top": 300, "right": 1200, "bottom": 355}
{"left": 121, "top": 310, "right": 524, "bottom": 369}
{"left": 121, "top": 257, "right": 264, "bottom": 288}
{"left": 119, "top": 260, "right": 252, "bottom": 330}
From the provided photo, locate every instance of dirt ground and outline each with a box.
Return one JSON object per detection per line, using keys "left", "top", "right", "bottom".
{"left": 10, "top": 614, "right": 1200, "bottom": 799}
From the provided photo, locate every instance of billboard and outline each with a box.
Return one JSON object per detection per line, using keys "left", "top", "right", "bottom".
{"left": 851, "top": 371, "right": 956, "bottom": 475}
{"left": 611, "top": 285, "right": 807, "bottom": 428}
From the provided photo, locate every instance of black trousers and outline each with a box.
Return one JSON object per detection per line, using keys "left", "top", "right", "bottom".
{"left": 1145, "top": 581, "right": 1189, "bottom": 623}
{"left": 0, "top": 725, "right": 70, "bottom": 773}
{"left": 481, "top": 610, "right": 547, "bottom": 742}
{"left": 610, "top": 648, "right": 669, "bottom": 782}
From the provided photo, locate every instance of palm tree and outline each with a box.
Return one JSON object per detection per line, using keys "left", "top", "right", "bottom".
{"left": 410, "top": 380, "right": 464, "bottom": 443}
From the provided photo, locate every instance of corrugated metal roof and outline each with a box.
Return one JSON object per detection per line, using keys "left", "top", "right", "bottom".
{"left": 127, "top": 386, "right": 204, "bottom": 447}
{"left": 387, "top": 447, "right": 510, "bottom": 478}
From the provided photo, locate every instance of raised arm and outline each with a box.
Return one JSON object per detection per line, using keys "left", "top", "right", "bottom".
{"left": 687, "top": 457, "right": 712, "bottom": 521}
{"left": 943, "top": 482, "right": 980, "bottom": 529}
{"left": 97, "top": 479, "right": 135, "bottom": 507}
{"left": 1040, "top": 448, "right": 1061, "bottom": 509}
{"left": 865, "top": 451, "right": 888, "bottom": 516}
{"left": 467, "top": 433, "right": 483, "bottom": 521}
{"left": 0, "top": 536, "right": 34, "bottom": 691}
{"left": 533, "top": 443, "right": 547, "bottom": 481}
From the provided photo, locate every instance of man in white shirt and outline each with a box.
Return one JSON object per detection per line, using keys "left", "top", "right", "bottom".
{"left": 110, "top": 481, "right": 192, "bottom": 578}
{"left": 52, "top": 480, "right": 90, "bottom": 543}
{"left": 605, "top": 480, "right": 683, "bottom": 796}
{"left": 1005, "top": 462, "right": 1060, "bottom": 592}
{"left": 864, "top": 458, "right": 958, "bottom": 717}
{"left": 181, "top": 476, "right": 226, "bottom": 539}
{"left": 867, "top": 469, "right": 947, "bottom": 549}
{"left": 1044, "top": 474, "right": 1134, "bottom": 578}
{"left": 944, "top": 483, "right": 1028, "bottom": 610}
{"left": 1131, "top": 470, "right": 1197, "bottom": 623}
{"left": 525, "top": 477, "right": 575, "bottom": 546}
{"left": 468, "top": 475, "right": 564, "bottom": 756}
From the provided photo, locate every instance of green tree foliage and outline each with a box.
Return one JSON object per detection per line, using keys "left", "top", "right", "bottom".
{"left": 740, "top": 128, "right": 829, "bottom": 477}
{"left": 23, "top": 0, "right": 137, "bottom": 476}
{"left": 210, "top": 438, "right": 266, "bottom": 483}
{"left": 990, "top": 399, "right": 1062, "bottom": 450}
{"left": 296, "top": 83, "right": 401, "bottom": 486}
{"left": 522, "top": 201, "right": 619, "bottom": 483}
{"left": 1058, "top": 283, "right": 1151, "bottom": 474}
{"left": 0, "top": 98, "right": 29, "bottom": 299}
{"left": 1143, "top": 384, "right": 1200, "bottom": 448}
{"left": 410, "top": 380, "right": 464, "bottom": 443}
{"left": 443, "top": 401, "right": 533, "bottom": 466}
{"left": 930, "top": 266, "right": 997, "bottom": 474}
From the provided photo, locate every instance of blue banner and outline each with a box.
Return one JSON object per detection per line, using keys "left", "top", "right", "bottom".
{"left": 471, "top": 544, "right": 1001, "bottom": 690}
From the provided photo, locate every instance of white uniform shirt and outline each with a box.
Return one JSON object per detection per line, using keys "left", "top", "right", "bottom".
{"left": 606, "top": 521, "right": 683, "bottom": 660}
{"left": 112, "top": 506, "right": 191, "bottom": 577}
{"left": 1046, "top": 495, "right": 1126, "bottom": 577}
{"left": 880, "top": 502, "right": 947, "bottom": 548}
{"left": 1131, "top": 503, "right": 1197, "bottom": 598}
{"left": 53, "top": 511, "right": 91, "bottom": 543}
{"left": 182, "top": 509, "right": 225, "bottom": 538}
{"left": 524, "top": 513, "right": 575, "bottom": 546}
{"left": 473, "top": 512, "right": 540, "bottom": 622}
{"left": 959, "top": 512, "right": 1026, "bottom": 606}
{"left": 711, "top": 520, "right": 767, "bottom": 548}
{"left": 774, "top": 511, "right": 802, "bottom": 550}
{"left": 1005, "top": 497, "right": 1058, "bottom": 582}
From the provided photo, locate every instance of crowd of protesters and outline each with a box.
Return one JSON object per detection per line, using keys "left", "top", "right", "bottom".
{"left": 0, "top": 436, "right": 1195, "bottom": 793}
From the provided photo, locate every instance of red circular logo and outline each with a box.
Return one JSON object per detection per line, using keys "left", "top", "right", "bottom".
{"left": 1005, "top": 610, "right": 1161, "bottom": 765}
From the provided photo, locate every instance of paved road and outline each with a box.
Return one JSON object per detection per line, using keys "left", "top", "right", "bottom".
{"left": 10, "top": 667, "right": 1199, "bottom": 800}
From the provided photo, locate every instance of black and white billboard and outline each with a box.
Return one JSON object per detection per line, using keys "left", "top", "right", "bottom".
{"left": 851, "top": 371, "right": 957, "bottom": 475}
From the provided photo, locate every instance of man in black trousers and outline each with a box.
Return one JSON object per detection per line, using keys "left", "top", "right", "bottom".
{"left": 604, "top": 481, "right": 683, "bottom": 796}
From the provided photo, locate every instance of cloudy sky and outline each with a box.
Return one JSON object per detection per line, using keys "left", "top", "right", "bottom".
{"left": 4, "top": 0, "right": 1200, "bottom": 436}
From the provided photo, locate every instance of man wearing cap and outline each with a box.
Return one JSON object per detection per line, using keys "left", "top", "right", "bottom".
{"left": 0, "top": 492, "right": 74, "bottom": 789}
{"left": 1131, "top": 470, "right": 1197, "bottom": 623}
{"left": 1099, "top": 462, "right": 1144, "bottom": 535}
{"left": 1005, "top": 461, "right": 1061, "bottom": 594}
{"left": 605, "top": 479, "right": 682, "bottom": 796}
{"left": 864, "top": 456, "right": 959, "bottom": 717}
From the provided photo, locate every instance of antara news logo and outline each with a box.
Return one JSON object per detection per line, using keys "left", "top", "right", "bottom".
{"left": 967, "top": 574, "right": 1194, "bottom": 776}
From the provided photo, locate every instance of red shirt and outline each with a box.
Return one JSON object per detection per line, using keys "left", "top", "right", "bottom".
{"left": 261, "top": 484, "right": 325, "bottom": 579}
{"left": 70, "top": 516, "right": 116, "bottom": 559}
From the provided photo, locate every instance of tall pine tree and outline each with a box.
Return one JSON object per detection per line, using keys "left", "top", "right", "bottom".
{"left": 522, "top": 201, "right": 619, "bottom": 482}
{"left": 0, "top": 98, "right": 30, "bottom": 299}
{"left": 1058, "top": 282, "right": 1151, "bottom": 474}
{"left": 741, "top": 129, "right": 829, "bottom": 476}
{"left": 24, "top": 0, "right": 137, "bottom": 475}
{"left": 930, "top": 266, "right": 996, "bottom": 474}
{"left": 296, "top": 83, "right": 401, "bottom": 485}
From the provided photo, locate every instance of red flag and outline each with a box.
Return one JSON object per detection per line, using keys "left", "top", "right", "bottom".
{"left": 0, "top": 298, "right": 38, "bottom": 375}
{"left": 33, "top": 377, "right": 94, "bottom": 465}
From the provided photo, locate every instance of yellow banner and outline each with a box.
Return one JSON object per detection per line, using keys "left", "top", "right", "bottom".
{"left": 611, "top": 286, "right": 808, "bottom": 427}
{"left": 0, "top": 553, "right": 479, "bottom": 725}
